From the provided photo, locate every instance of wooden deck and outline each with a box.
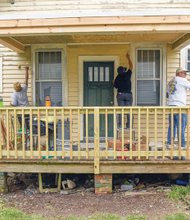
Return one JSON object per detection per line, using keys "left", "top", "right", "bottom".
{"left": 0, "top": 160, "right": 190, "bottom": 174}
{"left": 0, "top": 106, "right": 190, "bottom": 174}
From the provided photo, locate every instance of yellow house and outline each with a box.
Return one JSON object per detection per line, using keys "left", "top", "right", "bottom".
{"left": 0, "top": 0, "right": 190, "bottom": 193}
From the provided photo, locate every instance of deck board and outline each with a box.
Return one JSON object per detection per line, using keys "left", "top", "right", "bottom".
{"left": 0, "top": 159, "right": 190, "bottom": 174}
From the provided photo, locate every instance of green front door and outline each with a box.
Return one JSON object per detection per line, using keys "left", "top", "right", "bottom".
{"left": 84, "top": 61, "right": 114, "bottom": 138}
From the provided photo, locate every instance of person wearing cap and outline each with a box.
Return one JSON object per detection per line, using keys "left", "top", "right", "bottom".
{"left": 114, "top": 53, "right": 133, "bottom": 129}
{"left": 11, "top": 66, "right": 29, "bottom": 129}
{"left": 167, "top": 67, "right": 190, "bottom": 148}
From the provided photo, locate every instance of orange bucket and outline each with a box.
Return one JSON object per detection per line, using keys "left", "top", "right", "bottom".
{"left": 45, "top": 96, "right": 51, "bottom": 107}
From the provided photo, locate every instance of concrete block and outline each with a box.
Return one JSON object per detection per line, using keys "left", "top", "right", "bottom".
{"left": 95, "top": 174, "right": 112, "bottom": 194}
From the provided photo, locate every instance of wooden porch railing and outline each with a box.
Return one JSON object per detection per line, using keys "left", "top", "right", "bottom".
{"left": 0, "top": 107, "right": 189, "bottom": 165}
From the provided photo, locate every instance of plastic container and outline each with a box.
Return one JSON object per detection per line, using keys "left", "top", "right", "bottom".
{"left": 45, "top": 96, "right": 51, "bottom": 107}
{"left": 176, "top": 179, "right": 188, "bottom": 186}
{"left": 0, "top": 96, "right": 3, "bottom": 107}
{"left": 121, "top": 184, "right": 133, "bottom": 191}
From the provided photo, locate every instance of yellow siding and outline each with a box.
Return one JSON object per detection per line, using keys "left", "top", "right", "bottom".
{"left": 167, "top": 47, "right": 180, "bottom": 82}
{"left": 167, "top": 46, "right": 190, "bottom": 105}
{"left": 67, "top": 44, "right": 130, "bottom": 106}
{"left": 0, "top": 44, "right": 32, "bottom": 106}
{"left": 0, "top": 43, "right": 182, "bottom": 109}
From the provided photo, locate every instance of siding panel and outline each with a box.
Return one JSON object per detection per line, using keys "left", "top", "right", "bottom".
{"left": 0, "top": 44, "right": 31, "bottom": 106}
{"left": 0, "top": 0, "right": 190, "bottom": 19}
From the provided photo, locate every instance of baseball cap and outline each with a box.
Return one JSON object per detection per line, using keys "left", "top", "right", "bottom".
{"left": 176, "top": 67, "right": 188, "bottom": 74}
{"left": 117, "top": 66, "right": 127, "bottom": 74}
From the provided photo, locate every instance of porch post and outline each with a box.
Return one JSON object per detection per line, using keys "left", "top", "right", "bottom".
{"left": 94, "top": 108, "right": 112, "bottom": 194}
{"left": 94, "top": 108, "right": 100, "bottom": 174}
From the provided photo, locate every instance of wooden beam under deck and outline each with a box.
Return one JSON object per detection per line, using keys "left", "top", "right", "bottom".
{"left": 0, "top": 160, "right": 190, "bottom": 174}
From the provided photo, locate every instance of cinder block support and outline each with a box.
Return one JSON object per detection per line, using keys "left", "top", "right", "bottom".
{"left": 95, "top": 174, "right": 112, "bottom": 194}
{"left": 0, "top": 173, "right": 8, "bottom": 193}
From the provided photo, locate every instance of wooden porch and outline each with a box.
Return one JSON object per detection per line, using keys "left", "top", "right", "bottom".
{"left": 0, "top": 106, "right": 190, "bottom": 174}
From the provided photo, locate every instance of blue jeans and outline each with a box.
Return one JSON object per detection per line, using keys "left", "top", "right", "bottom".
{"left": 167, "top": 113, "right": 187, "bottom": 147}
{"left": 117, "top": 92, "right": 133, "bottom": 129}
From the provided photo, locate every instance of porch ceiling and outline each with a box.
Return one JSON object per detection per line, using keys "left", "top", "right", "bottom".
{"left": 9, "top": 33, "right": 184, "bottom": 45}
{"left": 0, "top": 15, "right": 190, "bottom": 52}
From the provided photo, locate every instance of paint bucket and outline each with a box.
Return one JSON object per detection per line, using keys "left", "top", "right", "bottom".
{"left": 0, "top": 96, "right": 3, "bottom": 107}
{"left": 45, "top": 96, "right": 51, "bottom": 107}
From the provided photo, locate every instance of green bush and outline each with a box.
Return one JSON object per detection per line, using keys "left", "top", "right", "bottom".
{"left": 168, "top": 186, "right": 190, "bottom": 201}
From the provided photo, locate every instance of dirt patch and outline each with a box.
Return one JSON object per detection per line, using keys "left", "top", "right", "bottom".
{"left": 1, "top": 189, "right": 189, "bottom": 220}
{"left": 2, "top": 173, "right": 190, "bottom": 219}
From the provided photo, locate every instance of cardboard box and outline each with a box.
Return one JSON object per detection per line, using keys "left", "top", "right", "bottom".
{"left": 118, "top": 129, "right": 135, "bottom": 140}
{"left": 132, "top": 143, "right": 147, "bottom": 151}
{"left": 108, "top": 139, "right": 130, "bottom": 149}
{"left": 108, "top": 139, "right": 136, "bottom": 160}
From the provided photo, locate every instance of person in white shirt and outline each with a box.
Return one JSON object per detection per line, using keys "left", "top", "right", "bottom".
{"left": 167, "top": 67, "right": 190, "bottom": 148}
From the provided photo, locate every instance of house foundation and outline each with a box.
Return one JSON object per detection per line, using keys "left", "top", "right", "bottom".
{"left": 0, "top": 173, "right": 8, "bottom": 193}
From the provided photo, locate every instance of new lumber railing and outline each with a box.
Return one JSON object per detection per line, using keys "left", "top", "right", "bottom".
{"left": 0, "top": 107, "right": 189, "bottom": 163}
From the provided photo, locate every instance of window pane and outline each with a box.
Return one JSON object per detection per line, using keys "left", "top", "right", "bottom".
{"left": 35, "top": 51, "right": 63, "bottom": 106}
{"left": 154, "top": 50, "right": 160, "bottom": 78}
{"left": 88, "top": 67, "right": 93, "bottom": 82}
{"left": 37, "top": 51, "right": 62, "bottom": 80}
{"left": 99, "top": 67, "right": 104, "bottom": 81}
{"left": 105, "top": 67, "right": 109, "bottom": 81}
{"left": 187, "top": 62, "right": 190, "bottom": 72}
{"left": 94, "top": 67, "right": 98, "bottom": 81}
{"left": 136, "top": 49, "right": 161, "bottom": 106}
{"left": 188, "top": 49, "right": 190, "bottom": 61}
{"left": 188, "top": 49, "right": 190, "bottom": 72}
{"left": 36, "top": 82, "right": 62, "bottom": 106}
{"left": 137, "top": 50, "right": 160, "bottom": 79}
{"left": 137, "top": 80, "right": 160, "bottom": 106}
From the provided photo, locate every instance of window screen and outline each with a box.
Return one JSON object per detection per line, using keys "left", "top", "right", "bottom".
{"left": 35, "top": 51, "right": 62, "bottom": 106}
{"left": 187, "top": 49, "right": 190, "bottom": 71}
{"left": 136, "top": 49, "right": 161, "bottom": 106}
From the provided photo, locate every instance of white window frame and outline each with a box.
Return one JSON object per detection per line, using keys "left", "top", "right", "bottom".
{"left": 31, "top": 44, "right": 67, "bottom": 106}
{"left": 0, "top": 56, "right": 2, "bottom": 93}
{"left": 131, "top": 44, "right": 166, "bottom": 106}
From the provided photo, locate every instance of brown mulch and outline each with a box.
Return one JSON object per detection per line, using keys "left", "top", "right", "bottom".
{"left": 1, "top": 189, "right": 189, "bottom": 220}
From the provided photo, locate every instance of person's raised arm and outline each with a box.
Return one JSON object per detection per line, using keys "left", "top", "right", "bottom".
{"left": 25, "top": 66, "right": 29, "bottom": 86}
{"left": 126, "top": 53, "right": 133, "bottom": 71}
